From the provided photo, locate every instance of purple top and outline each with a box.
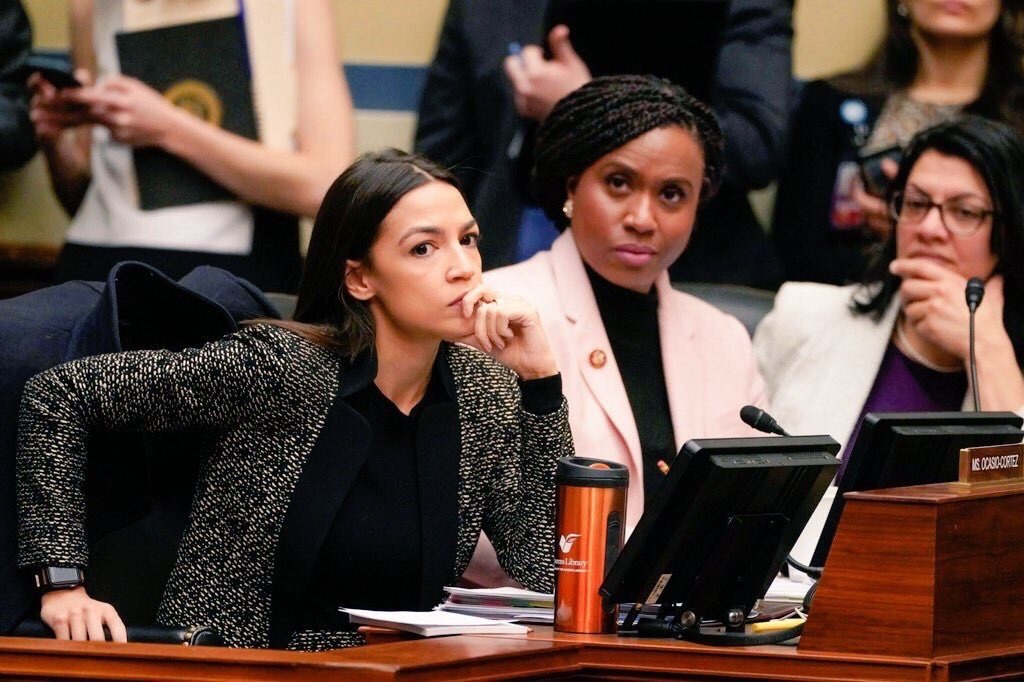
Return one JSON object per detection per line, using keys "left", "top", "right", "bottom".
{"left": 837, "top": 342, "right": 967, "bottom": 481}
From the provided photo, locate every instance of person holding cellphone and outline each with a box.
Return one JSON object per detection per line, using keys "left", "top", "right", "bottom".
{"left": 773, "top": 0, "right": 1024, "bottom": 285}
{"left": 16, "top": 150, "right": 571, "bottom": 650}
{"left": 27, "top": 0, "right": 355, "bottom": 292}
{"left": 757, "top": 117, "right": 1024, "bottom": 471}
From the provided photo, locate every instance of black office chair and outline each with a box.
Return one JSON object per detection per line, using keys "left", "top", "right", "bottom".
{"left": 264, "top": 292, "right": 298, "bottom": 321}
{"left": 12, "top": 618, "right": 223, "bottom": 645}
{"left": 672, "top": 282, "right": 775, "bottom": 338}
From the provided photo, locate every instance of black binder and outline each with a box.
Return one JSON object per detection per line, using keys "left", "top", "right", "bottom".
{"left": 116, "top": 16, "right": 258, "bottom": 210}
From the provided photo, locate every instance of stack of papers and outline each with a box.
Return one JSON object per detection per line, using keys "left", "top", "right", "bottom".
{"left": 764, "top": 575, "right": 814, "bottom": 604}
{"left": 341, "top": 608, "right": 530, "bottom": 637}
{"left": 437, "top": 586, "right": 555, "bottom": 624}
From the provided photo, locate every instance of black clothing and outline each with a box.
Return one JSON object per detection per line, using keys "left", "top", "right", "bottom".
{"left": 0, "top": 1, "right": 35, "bottom": 169}
{"left": 301, "top": 369, "right": 448, "bottom": 630}
{"left": 302, "top": 357, "right": 563, "bottom": 632}
{"left": 18, "top": 322, "right": 572, "bottom": 649}
{"left": 586, "top": 267, "right": 675, "bottom": 502}
{"left": 55, "top": 208, "right": 303, "bottom": 293}
{"left": 416, "top": 0, "right": 791, "bottom": 287}
{"left": 0, "top": 263, "right": 276, "bottom": 634}
{"left": 772, "top": 80, "right": 886, "bottom": 284}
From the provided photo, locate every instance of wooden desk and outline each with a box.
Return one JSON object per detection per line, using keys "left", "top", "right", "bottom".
{"left": 1, "top": 627, "right": 1022, "bottom": 681}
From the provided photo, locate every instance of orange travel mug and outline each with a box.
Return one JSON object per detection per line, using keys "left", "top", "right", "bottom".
{"left": 553, "top": 457, "right": 628, "bottom": 634}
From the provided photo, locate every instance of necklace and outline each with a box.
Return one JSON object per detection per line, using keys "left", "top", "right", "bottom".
{"left": 894, "top": 318, "right": 963, "bottom": 373}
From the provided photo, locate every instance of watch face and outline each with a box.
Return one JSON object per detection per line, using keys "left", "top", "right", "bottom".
{"left": 49, "top": 567, "right": 82, "bottom": 584}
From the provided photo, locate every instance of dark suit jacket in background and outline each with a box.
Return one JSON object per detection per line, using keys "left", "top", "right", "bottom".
{"left": 771, "top": 80, "right": 886, "bottom": 284}
{"left": 0, "top": 263, "right": 277, "bottom": 633}
{"left": 415, "top": 0, "right": 792, "bottom": 288}
{"left": 0, "top": 1, "right": 36, "bottom": 170}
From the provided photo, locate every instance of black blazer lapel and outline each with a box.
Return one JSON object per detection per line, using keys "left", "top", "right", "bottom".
{"left": 270, "top": 363, "right": 373, "bottom": 648}
{"left": 415, "top": 402, "right": 460, "bottom": 609}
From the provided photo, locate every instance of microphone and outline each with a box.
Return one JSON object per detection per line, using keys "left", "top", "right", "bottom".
{"left": 965, "top": 278, "right": 985, "bottom": 411}
{"left": 966, "top": 277, "right": 985, "bottom": 313}
{"left": 740, "top": 405, "right": 791, "bottom": 437}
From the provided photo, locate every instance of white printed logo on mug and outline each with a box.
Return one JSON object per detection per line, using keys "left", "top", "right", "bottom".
{"left": 559, "top": 533, "right": 582, "bottom": 554}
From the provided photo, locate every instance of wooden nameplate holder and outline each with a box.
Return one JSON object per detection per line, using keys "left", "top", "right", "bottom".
{"left": 799, "top": 459, "right": 1024, "bottom": 658}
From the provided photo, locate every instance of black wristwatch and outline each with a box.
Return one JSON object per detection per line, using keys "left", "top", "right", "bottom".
{"left": 32, "top": 566, "right": 85, "bottom": 593}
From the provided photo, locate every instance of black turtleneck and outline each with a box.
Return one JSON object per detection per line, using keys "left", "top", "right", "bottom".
{"left": 585, "top": 266, "right": 675, "bottom": 504}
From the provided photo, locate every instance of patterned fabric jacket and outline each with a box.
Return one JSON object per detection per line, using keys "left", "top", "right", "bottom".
{"left": 17, "top": 324, "right": 571, "bottom": 650}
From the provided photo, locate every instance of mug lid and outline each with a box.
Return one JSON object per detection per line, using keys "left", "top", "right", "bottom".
{"left": 556, "top": 457, "right": 629, "bottom": 486}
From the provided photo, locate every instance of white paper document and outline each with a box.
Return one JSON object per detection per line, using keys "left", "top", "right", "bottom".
{"left": 341, "top": 608, "right": 531, "bottom": 637}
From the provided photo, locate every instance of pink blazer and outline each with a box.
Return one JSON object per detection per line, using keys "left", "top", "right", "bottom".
{"left": 486, "top": 231, "right": 768, "bottom": 531}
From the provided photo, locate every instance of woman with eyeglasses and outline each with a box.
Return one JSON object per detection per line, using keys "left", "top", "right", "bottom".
{"left": 754, "top": 116, "right": 1024, "bottom": 469}
{"left": 772, "top": 0, "right": 1024, "bottom": 285}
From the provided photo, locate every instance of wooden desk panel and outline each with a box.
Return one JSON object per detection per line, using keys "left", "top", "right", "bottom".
{"left": 800, "top": 483, "right": 1024, "bottom": 659}
{"left": 4, "top": 629, "right": 1023, "bottom": 681}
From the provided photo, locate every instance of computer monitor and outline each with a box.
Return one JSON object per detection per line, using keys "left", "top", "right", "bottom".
{"left": 810, "top": 411, "right": 1024, "bottom": 568}
{"left": 600, "top": 436, "right": 840, "bottom": 630}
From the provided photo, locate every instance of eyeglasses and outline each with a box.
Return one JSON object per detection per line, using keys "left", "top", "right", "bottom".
{"left": 889, "top": 191, "right": 997, "bottom": 237}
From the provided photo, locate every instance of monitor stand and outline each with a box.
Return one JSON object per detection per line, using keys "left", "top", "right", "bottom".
{"left": 621, "top": 513, "right": 787, "bottom": 635}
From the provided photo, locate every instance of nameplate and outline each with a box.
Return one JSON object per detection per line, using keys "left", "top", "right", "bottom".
{"left": 958, "top": 442, "right": 1024, "bottom": 486}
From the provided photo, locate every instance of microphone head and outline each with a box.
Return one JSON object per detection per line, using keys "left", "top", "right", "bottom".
{"left": 740, "top": 405, "right": 764, "bottom": 430}
{"left": 966, "top": 277, "right": 986, "bottom": 311}
{"left": 740, "top": 405, "right": 790, "bottom": 436}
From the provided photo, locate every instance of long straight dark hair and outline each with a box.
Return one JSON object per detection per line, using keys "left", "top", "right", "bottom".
{"left": 262, "top": 149, "right": 462, "bottom": 359}
{"left": 832, "top": 0, "right": 1024, "bottom": 131}
{"left": 854, "top": 116, "right": 1024, "bottom": 366}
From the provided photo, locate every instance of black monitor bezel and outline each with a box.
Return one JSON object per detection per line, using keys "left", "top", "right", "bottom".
{"left": 599, "top": 435, "right": 839, "bottom": 625}
{"left": 810, "top": 411, "right": 1023, "bottom": 568}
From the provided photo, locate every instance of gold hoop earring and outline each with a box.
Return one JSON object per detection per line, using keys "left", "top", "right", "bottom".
{"left": 562, "top": 198, "right": 574, "bottom": 220}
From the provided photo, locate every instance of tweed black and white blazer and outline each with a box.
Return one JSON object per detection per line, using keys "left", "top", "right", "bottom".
{"left": 17, "top": 324, "right": 572, "bottom": 650}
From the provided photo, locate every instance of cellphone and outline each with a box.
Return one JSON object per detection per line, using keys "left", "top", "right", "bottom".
{"left": 858, "top": 145, "right": 902, "bottom": 198}
{"left": 26, "top": 55, "right": 82, "bottom": 89}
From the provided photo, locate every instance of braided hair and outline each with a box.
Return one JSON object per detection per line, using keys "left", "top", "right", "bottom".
{"left": 532, "top": 74, "right": 724, "bottom": 228}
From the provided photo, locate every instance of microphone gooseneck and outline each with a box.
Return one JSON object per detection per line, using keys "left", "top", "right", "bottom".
{"left": 965, "top": 278, "right": 985, "bottom": 411}
{"left": 739, "top": 405, "right": 791, "bottom": 437}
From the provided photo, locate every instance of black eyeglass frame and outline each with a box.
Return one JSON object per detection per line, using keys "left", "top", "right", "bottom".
{"left": 889, "top": 190, "right": 998, "bottom": 237}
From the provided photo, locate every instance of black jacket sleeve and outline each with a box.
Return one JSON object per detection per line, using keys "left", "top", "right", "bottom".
{"left": 0, "top": 2, "right": 36, "bottom": 171}
{"left": 711, "top": 0, "right": 793, "bottom": 190}
{"left": 16, "top": 325, "right": 291, "bottom": 570}
{"left": 414, "top": 0, "right": 482, "bottom": 199}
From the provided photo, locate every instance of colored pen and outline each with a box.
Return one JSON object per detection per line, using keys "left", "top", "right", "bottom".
{"left": 507, "top": 41, "right": 525, "bottom": 66}
{"left": 750, "top": 619, "right": 805, "bottom": 633}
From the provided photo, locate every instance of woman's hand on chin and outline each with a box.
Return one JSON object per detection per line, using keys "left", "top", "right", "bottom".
{"left": 456, "top": 285, "right": 559, "bottom": 380}
{"left": 40, "top": 586, "right": 128, "bottom": 643}
{"left": 893, "top": 258, "right": 1008, "bottom": 360}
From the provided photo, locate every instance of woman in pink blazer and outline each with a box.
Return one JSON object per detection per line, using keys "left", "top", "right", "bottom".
{"left": 473, "top": 75, "right": 767, "bottom": 585}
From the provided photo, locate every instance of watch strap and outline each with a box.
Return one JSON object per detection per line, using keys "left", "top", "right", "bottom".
{"left": 32, "top": 566, "right": 85, "bottom": 593}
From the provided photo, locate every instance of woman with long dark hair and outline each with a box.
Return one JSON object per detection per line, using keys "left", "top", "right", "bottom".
{"left": 773, "top": 0, "right": 1024, "bottom": 284}
{"left": 756, "top": 116, "right": 1024, "bottom": 467}
{"left": 16, "top": 149, "right": 571, "bottom": 650}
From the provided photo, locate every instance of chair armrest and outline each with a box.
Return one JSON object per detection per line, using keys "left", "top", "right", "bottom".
{"left": 10, "top": 619, "right": 224, "bottom": 646}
